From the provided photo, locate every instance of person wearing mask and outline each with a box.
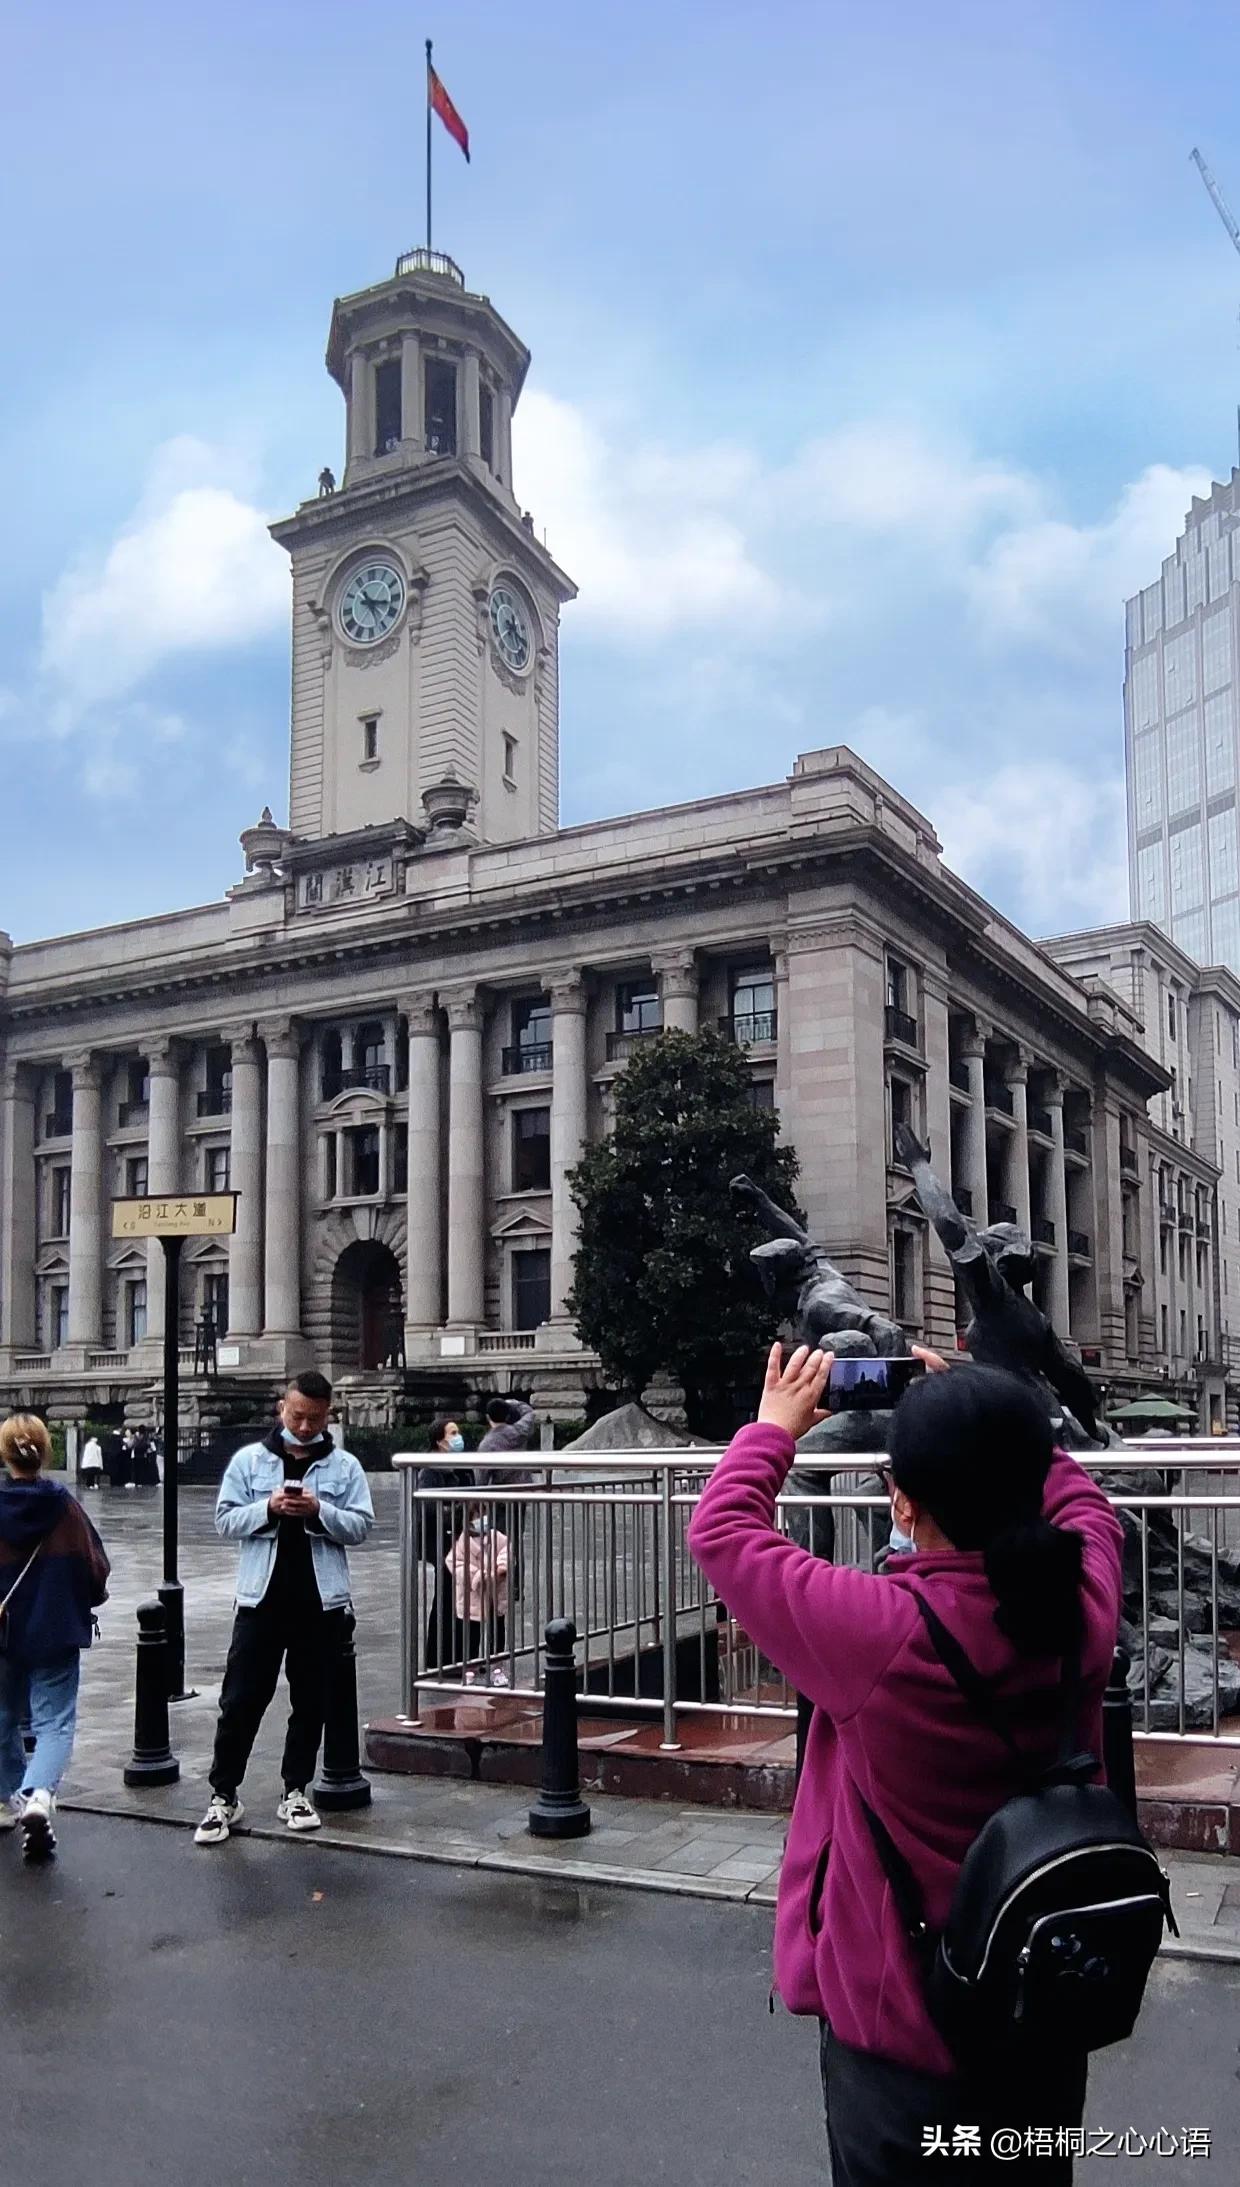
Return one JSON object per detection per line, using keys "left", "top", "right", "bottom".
{"left": 0, "top": 1414, "right": 110, "bottom": 1862}
{"left": 688, "top": 1347, "right": 1124, "bottom": 2185}
{"left": 417, "top": 1418, "right": 473, "bottom": 1671}
{"left": 194, "top": 1371, "right": 374, "bottom": 1847}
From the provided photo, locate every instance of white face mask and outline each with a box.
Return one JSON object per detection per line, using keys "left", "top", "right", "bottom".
{"left": 889, "top": 1506, "right": 917, "bottom": 1555}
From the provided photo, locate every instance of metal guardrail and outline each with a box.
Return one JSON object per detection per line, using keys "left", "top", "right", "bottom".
{"left": 393, "top": 1440, "right": 1240, "bottom": 1754}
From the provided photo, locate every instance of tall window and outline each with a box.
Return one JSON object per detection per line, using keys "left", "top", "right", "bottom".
{"left": 394, "top": 1124, "right": 408, "bottom": 1195}
{"left": 1167, "top": 992, "right": 1177, "bottom": 1039}
{"left": 513, "top": 1248, "right": 551, "bottom": 1331}
{"left": 125, "top": 1155, "right": 148, "bottom": 1198}
{"left": 886, "top": 958, "right": 909, "bottom": 1014}
{"left": 424, "top": 357, "right": 458, "bottom": 456}
{"left": 357, "top": 1021, "right": 385, "bottom": 1075}
{"left": 347, "top": 1126, "right": 381, "bottom": 1197}
{"left": 616, "top": 980, "right": 661, "bottom": 1035}
{"left": 202, "top": 1271, "right": 228, "bottom": 1334}
{"left": 480, "top": 384, "right": 495, "bottom": 470}
{"left": 51, "top": 1285, "right": 69, "bottom": 1350}
{"left": 362, "top": 715, "right": 380, "bottom": 763}
{"left": 374, "top": 358, "right": 402, "bottom": 454}
{"left": 512, "top": 1106, "right": 551, "bottom": 1192}
{"left": 890, "top": 1077, "right": 914, "bottom": 1161}
{"left": 892, "top": 1229, "right": 917, "bottom": 1322}
{"left": 502, "top": 732, "right": 517, "bottom": 785}
{"left": 48, "top": 1069, "right": 73, "bottom": 1137}
{"left": 206, "top": 1146, "right": 230, "bottom": 1194}
{"left": 126, "top": 1278, "right": 147, "bottom": 1347}
{"left": 746, "top": 1079, "right": 775, "bottom": 1111}
{"left": 51, "top": 1168, "right": 71, "bottom": 1236}
{"left": 1161, "top": 1303, "right": 1168, "bottom": 1353}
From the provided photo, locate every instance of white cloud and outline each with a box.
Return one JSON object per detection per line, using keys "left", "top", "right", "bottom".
{"left": 787, "top": 423, "right": 1036, "bottom": 541}
{"left": 40, "top": 435, "right": 287, "bottom": 722}
{"left": 967, "top": 462, "right": 1212, "bottom": 658}
{"left": 514, "top": 389, "right": 787, "bottom": 639}
{"left": 936, "top": 761, "right": 1129, "bottom": 933}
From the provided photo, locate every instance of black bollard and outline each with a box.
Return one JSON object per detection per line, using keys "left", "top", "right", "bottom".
{"left": 528, "top": 1617, "right": 591, "bottom": 1839}
{"left": 1103, "top": 1644, "right": 1137, "bottom": 1822}
{"left": 313, "top": 1609, "right": 372, "bottom": 1811}
{"left": 123, "top": 1599, "right": 180, "bottom": 1787}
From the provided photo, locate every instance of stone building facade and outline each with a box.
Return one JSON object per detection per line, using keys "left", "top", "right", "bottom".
{"left": 0, "top": 246, "right": 1215, "bottom": 1427}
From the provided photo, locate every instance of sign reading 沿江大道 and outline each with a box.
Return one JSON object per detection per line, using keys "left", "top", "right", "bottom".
{"left": 111, "top": 1193, "right": 238, "bottom": 1240}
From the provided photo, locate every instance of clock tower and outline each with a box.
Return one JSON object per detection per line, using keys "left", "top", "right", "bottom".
{"left": 270, "top": 249, "right": 575, "bottom": 847}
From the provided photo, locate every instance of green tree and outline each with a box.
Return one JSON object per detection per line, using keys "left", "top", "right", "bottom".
{"left": 566, "top": 1029, "right": 801, "bottom": 1433}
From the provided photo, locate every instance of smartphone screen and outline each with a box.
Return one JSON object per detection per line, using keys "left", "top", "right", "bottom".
{"left": 827, "top": 1357, "right": 925, "bottom": 1415}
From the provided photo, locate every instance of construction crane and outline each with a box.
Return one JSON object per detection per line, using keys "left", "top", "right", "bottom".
{"left": 1191, "top": 147, "right": 1240, "bottom": 465}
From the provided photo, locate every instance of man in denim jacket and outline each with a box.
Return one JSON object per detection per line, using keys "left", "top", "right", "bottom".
{"left": 195, "top": 1371, "right": 374, "bottom": 1847}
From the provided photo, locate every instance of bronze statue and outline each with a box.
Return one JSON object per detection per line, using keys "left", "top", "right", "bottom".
{"left": 730, "top": 1174, "right": 910, "bottom": 1358}
{"left": 892, "top": 1121, "right": 1100, "bottom": 1443}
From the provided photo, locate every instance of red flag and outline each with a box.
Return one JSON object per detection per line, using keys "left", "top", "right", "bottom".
{"left": 429, "top": 65, "right": 470, "bottom": 162}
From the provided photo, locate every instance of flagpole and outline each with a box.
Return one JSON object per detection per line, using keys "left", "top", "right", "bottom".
{"left": 426, "top": 38, "right": 433, "bottom": 253}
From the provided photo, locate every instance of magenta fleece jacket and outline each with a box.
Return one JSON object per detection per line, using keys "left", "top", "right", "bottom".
{"left": 687, "top": 1422, "right": 1124, "bottom": 2076}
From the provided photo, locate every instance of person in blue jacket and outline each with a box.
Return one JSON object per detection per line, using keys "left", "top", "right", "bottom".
{"left": 0, "top": 1413, "right": 110, "bottom": 1863}
{"left": 195, "top": 1371, "right": 374, "bottom": 1847}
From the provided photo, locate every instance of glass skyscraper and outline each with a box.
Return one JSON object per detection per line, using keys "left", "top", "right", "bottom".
{"left": 1127, "top": 471, "right": 1240, "bottom": 971}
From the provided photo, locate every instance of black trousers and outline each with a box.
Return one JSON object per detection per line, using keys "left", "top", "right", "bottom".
{"left": 820, "top": 2022, "right": 1088, "bottom": 2185}
{"left": 210, "top": 1597, "right": 346, "bottom": 1798}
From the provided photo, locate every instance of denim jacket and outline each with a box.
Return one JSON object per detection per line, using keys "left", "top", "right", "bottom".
{"left": 215, "top": 1433, "right": 375, "bottom": 1610}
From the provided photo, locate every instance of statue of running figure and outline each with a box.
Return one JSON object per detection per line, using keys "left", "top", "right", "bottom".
{"left": 730, "top": 1174, "right": 910, "bottom": 1358}
{"left": 892, "top": 1121, "right": 1101, "bottom": 1444}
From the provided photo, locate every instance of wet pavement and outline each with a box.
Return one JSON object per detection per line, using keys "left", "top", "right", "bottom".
{"left": 3, "top": 1813, "right": 1239, "bottom": 2187}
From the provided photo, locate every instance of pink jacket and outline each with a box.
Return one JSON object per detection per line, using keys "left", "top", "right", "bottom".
{"left": 687, "top": 1423, "right": 1124, "bottom": 2076}
{"left": 446, "top": 1526, "right": 510, "bottom": 1623}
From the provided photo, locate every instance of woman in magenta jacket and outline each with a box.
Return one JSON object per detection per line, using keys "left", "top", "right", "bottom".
{"left": 688, "top": 1344, "right": 1124, "bottom": 2185}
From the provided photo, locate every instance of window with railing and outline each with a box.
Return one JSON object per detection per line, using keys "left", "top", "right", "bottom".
{"left": 374, "top": 357, "right": 402, "bottom": 455}
{"left": 504, "top": 998, "right": 553, "bottom": 1075}
{"left": 198, "top": 1048, "right": 232, "bottom": 1116}
{"left": 725, "top": 966, "right": 776, "bottom": 1046}
{"left": 119, "top": 1057, "right": 150, "bottom": 1127}
{"left": 45, "top": 1069, "right": 72, "bottom": 1139}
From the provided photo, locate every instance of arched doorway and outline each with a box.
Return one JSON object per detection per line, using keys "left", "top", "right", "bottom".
{"left": 331, "top": 1240, "right": 404, "bottom": 1370}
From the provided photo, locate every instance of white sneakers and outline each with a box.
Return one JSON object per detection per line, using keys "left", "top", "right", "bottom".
{"left": 194, "top": 1793, "right": 245, "bottom": 1846}
{"left": 277, "top": 1789, "right": 322, "bottom": 1834}
{"left": 0, "top": 1796, "right": 23, "bottom": 1833}
{"left": 195, "top": 1788, "right": 322, "bottom": 1844}
{"left": 18, "top": 1789, "right": 56, "bottom": 1862}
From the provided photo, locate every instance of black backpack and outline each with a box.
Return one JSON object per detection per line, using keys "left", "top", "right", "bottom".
{"left": 862, "top": 1593, "right": 1176, "bottom": 2067}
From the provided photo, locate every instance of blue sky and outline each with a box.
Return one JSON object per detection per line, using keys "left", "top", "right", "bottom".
{"left": 6, "top": 0, "right": 1240, "bottom": 943}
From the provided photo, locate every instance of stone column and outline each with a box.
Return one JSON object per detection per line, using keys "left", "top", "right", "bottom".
{"left": 226, "top": 1030, "right": 263, "bottom": 1339}
{"left": 461, "top": 348, "right": 481, "bottom": 461}
{"left": 1092, "top": 1102, "right": 1126, "bottom": 1363}
{"left": 1045, "top": 1078, "right": 1071, "bottom": 1334}
{"left": 446, "top": 991, "right": 485, "bottom": 1326}
{"left": 961, "top": 1024, "right": 990, "bottom": 1228}
{"left": 1007, "top": 1054, "right": 1032, "bottom": 1236}
{"left": 920, "top": 967, "right": 957, "bottom": 1354}
{"left": 496, "top": 384, "right": 514, "bottom": 488}
{"left": 144, "top": 1041, "right": 181, "bottom": 1346}
{"left": 348, "top": 349, "right": 370, "bottom": 466}
{"left": 771, "top": 943, "right": 792, "bottom": 1108}
{"left": 0, "top": 1065, "right": 37, "bottom": 1349}
{"left": 653, "top": 948, "right": 698, "bottom": 1035}
{"left": 66, "top": 1054, "right": 104, "bottom": 1346}
{"left": 262, "top": 1021, "right": 302, "bottom": 1337}
{"left": 550, "top": 973, "right": 589, "bottom": 1321}
{"left": 404, "top": 993, "right": 443, "bottom": 1330}
{"left": 400, "top": 329, "right": 421, "bottom": 448}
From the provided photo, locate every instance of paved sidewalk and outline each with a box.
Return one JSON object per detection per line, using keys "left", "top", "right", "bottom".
{"left": 56, "top": 1478, "right": 1240, "bottom": 1952}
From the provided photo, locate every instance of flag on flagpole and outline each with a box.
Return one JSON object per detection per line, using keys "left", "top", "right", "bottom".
{"left": 429, "top": 62, "right": 470, "bottom": 162}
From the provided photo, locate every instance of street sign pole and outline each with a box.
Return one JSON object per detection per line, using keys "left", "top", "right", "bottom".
{"left": 157, "top": 1232, "right": 195, "bottom": 1702}
{"left": 110, "top": 1191, "right": 238, "bottom": 1710}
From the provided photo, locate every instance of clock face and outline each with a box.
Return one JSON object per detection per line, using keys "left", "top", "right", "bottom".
{"left": 489, "top": 583, "right": 533, "bottom": 673}
{"left": 338, "top": 561, "right": 406, "bottom": 645}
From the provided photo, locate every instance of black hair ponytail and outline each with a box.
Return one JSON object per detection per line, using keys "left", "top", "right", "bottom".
{"left": 984, "top": 1517, "right": 1083, "bottom": 1658}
